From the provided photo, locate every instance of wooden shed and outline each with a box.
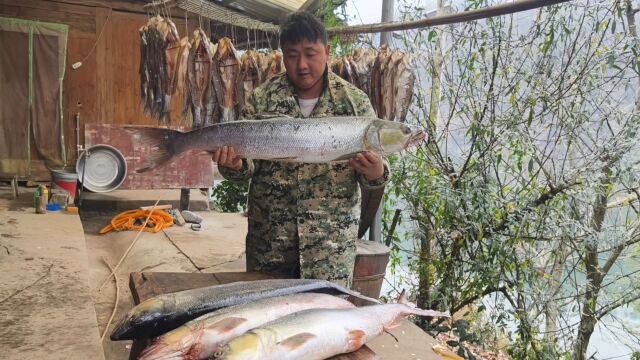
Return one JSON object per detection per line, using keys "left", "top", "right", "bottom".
{"left": 0, "top": 0, "right": 320, "bottom": 182}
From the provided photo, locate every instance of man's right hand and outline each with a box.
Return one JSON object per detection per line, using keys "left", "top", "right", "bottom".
{"left": 212, "top": 146, "right": 243, "bottom": 171}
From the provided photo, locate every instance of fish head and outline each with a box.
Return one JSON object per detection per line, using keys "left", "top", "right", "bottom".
{"left": 366, "top": 119, "right": 426, "bottom": 154}
{"left": 110, "top": 297, "right": 172, "bottom": 340}
{"left": 213, "top": 329, "right": 277, "bottom": 360}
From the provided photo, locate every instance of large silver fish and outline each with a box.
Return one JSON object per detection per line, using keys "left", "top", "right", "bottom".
{"left": 215, "top": 293, "right": 449, "bottom": 360}
{"left": 138, "top": 293, "right": 355, "bottom": 360}
{"left": 111, "top": 279, "right": 380, "bottom": 340}
{"left": 128, "top": 116, "right": 426, "bottom": 173}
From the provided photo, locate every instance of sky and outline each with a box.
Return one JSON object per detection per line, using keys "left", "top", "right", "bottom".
{"left": 344, "top": 0, "right": 437, "bottom": 25}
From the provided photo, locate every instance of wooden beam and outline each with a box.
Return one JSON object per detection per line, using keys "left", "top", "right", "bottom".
{"left": 327, "top": 0, "right": 572, "bottom": 35}
{"left": 50, "top": 0, "right": 146, "bottom": 13}
{"left": 299, "top": 0, "right": 323, "bottom": 13}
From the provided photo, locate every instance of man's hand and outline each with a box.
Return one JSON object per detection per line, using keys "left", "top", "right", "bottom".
{"left": 212, "top": 146, "right": 243, "bottom": 171}
{"left": 349, "top": 151, "right": 385, "bottom": 181}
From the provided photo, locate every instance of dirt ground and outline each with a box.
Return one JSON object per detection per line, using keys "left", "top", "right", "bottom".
{"left": 80, "top": 206, "right": 248, "bottom": 359}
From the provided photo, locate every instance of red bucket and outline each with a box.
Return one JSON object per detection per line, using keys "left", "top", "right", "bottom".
{"left": 51, "top": 169, "right": 78, "bottom": 204}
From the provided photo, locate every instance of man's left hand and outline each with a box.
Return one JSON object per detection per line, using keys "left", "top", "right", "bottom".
{"left": 349, "top": 151, "right": 385, "bottom": 181}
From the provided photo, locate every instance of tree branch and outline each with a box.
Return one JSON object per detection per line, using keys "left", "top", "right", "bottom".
{"left": 596, "top": 291, "right": 640, "bottom": 320}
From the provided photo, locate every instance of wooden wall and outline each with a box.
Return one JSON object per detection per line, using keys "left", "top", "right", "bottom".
{"left": 0, "top": 0, "right": 200, "bottom": 180}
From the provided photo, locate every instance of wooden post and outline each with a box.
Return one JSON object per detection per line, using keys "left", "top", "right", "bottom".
{"left": 368, "top": 0, "right": 395, "bottom": 243}
{"left": 379, "top": 0, "right": 395, "bottom": 46}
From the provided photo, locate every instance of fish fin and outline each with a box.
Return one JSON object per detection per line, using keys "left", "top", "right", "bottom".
{"left": 385, "top": 321, "right": 402, "bottom": 330}
{"left": 277, "top": 332, "right": 316, "bottom": 351}
{"left": 253, "top": 112, "right": 291, "bottom": 119}
{"left": 332, "top": 152, "right": 360, "bottom": 161}
{"left": 395, "top": 289, "right": 408, "bottom": 304}
{"left": 346, "top": 329, "right": 367, "bottom": 352}
{"left": 207, "top": 316, "right": 248, "bottom": 334}
{"left": 124, "top": 127, "right": 182, "bottom": 173}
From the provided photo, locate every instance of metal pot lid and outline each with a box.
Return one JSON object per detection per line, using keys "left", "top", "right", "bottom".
{"left": 76, "top": 144, "right": 127, "bottom": 193}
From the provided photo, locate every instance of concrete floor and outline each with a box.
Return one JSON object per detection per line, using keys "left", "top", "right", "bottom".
{"left": 79, "top": 191, "right": 248, "bottom": 360}
{"left": 0, "top": 186, "right": 105, "bottom": 360}
{"left": 1, "top": 185, "right": 451, "bottom": 360}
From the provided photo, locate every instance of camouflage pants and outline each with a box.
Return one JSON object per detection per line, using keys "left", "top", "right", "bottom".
{"left": 245, "top": 226, "right": 358, "bottom": 288}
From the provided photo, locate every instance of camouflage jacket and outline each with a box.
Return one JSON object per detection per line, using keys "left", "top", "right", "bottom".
{"left": 219, "top": 70, "right": 390, "bottom": 287}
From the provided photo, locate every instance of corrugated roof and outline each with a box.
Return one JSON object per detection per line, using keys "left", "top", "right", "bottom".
{"left": 144, "top": 0, "right": 322, "bottom": 25}
{"left": 222, "top": 0, "right": 304, "bottom": 22}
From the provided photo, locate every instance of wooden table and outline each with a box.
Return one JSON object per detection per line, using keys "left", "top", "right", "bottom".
{"left": 128, "top": 272, "right": 446, "bottom": 360}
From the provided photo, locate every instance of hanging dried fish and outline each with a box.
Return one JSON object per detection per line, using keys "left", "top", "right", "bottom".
{"left": 351, "top": 48, "right": 376, "bottom": 98}
{"left": 139, "top": 25, "right": 150, "bottom": 115}
{"left": 370, "top": 45, "right": 391, "bottom": 118}
{"left": 138, "top": 15, "right": 180, "bottom": 124}
{"left": 204, "top": 40, "right": 220, "bottom": 127}
{"left": 163, "top": 19, "right": 181, "bottom": 96}
{"left": 236, "top": 50, "right": 262, "bottom": 116}
{"left": 187, "top": 29, "right": 213, "bottom": 128}
{"left": 381, "top": 51, "right": 403, "bottom": 120}
{"left": 256, "top": 52, "right": 271, "bottom": 83}
{"left": 175, "top": 37, "right": 190, "bottom": 101}
{"left": 211, "top": 37, "right": 241, "bottom": 123}
{"left": 148, "top": 25, "right": 167, "bottom": 121}
{"left": 393, "top": 53, "right": 416, "bottom": 122}
{"left": 263, "top": 51, "right": 284, "bottom": 82}
{"left": 331, "top": 46, "right": 415, "bottom": 122}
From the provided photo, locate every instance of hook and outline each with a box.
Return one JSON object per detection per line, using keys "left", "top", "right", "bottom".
{"left": 198, "top": 0, "right": 204, "bottom": 30}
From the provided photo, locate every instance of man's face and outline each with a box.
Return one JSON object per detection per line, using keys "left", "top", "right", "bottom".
{"left": 282, "top": 39, "right": 330, "bottom": 94}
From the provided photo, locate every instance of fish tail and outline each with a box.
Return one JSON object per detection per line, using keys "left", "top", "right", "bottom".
{"left": 408, "top": 307, "right": 450, "bottom": 318}
{"left": 125, "top": 127, "right": 183, "bottom": 173}
{"left": 395, "top": 289, "right": 449, "bottom": 318}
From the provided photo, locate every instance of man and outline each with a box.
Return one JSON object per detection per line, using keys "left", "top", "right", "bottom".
{"left": 212, "top": 11, "right": 390, "bottom": 287}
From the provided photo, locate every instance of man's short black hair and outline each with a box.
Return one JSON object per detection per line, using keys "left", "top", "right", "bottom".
{"left": 279, "top": 11, "right": 328, "bottom": 47}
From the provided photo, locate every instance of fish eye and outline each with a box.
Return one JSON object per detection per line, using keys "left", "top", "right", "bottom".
{"left": 403, "top": 127, "right": 412, "bottom": 134}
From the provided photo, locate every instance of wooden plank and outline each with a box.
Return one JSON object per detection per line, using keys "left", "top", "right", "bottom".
{"left": 51, "top": 0, "right": 146, "bottom": 13}
{"left": 212, "top": 271, "right": 286, "bottom": 284}
{"left": 0, "top": 4, "right": 96, "bottom": 33}
{"left": 51, "top": 0, "right": 192, "bottom": 18}
{"left": 65, "top": 32, "right": 99, "bottom": 166}
{"left": 1, "top": 0, "right": 96, "bottom": 16}
{"left": 95, "top": 7, "right": 112, "bottom": 125}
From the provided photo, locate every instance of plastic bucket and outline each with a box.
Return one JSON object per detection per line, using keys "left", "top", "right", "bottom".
{"left": 51, "top": 169, "right": 78, "bottom": 204}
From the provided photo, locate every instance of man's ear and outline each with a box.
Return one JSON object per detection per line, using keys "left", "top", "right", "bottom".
{"left": 325, "top": 44, "right": 331, "bottom": 64}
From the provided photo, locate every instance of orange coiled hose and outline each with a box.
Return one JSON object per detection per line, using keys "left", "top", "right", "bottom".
{"left": 99, "top": 209, "right": 174, "bottom": 234}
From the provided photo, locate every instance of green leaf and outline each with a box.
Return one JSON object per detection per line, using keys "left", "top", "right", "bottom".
{"left": 446, "top": 340, "right": 460, "bottom": 347}
{"left": 528, "top": 158, "right": 534, "bottom": 173}
{"left": 428, "top": 29, "right": 437, "bottom": 41}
